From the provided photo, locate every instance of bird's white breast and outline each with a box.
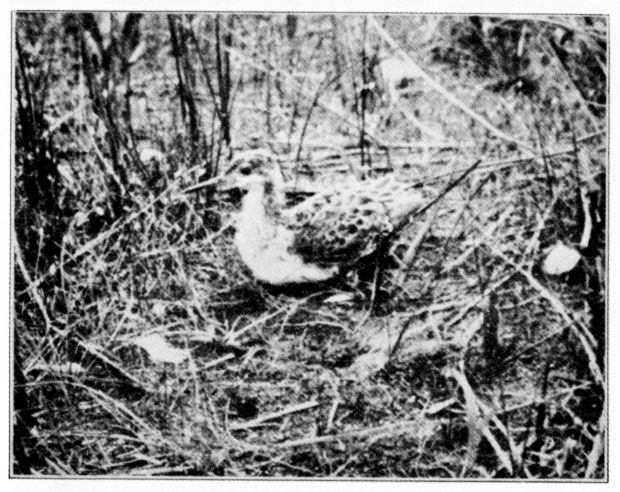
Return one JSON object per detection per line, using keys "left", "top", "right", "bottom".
{"left": 234, "top": 188, "right": 337, "bottom": 285}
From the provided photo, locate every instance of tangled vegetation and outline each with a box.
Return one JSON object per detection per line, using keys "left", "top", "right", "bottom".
{"left": 13, "top": 13, "right": 606, "bottom": 478}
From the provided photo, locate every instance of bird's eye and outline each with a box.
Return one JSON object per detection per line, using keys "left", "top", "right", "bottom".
{"left": 239, "top": 166, "right": 252, "bottom": 176}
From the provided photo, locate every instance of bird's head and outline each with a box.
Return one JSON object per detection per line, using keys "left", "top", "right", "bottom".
{"left": 184, "top": 149, "right": 285, "bottom": 200}
{"left": 225, "top": 149, "right": 284, "bottom": 193}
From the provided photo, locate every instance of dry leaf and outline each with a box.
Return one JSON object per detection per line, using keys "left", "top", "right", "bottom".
{"left": 323, "top": 292, "right": 356, "bottom": 304}
{"left": 151, "top": 302, "right": 166, "bottom": 318}
{"left": 139, "top": 148, "right": 164, "bottom": 164}
{"left": 134, "top": 333, "right": 189, "bottom": 364}
{"left": 343, "top": 327, "right": 392, "bottom": 380}
{"left": 343, "top": 348, "right": 390, "bottom": 381}
{"left": 542, "top": 242, "right": 581, "bottom": 275}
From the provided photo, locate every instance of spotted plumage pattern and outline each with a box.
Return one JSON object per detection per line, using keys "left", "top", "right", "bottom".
{"left": 282, "top": 176, "right": 423, "bottom": 266}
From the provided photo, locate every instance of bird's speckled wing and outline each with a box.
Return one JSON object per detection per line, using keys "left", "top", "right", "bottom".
{"left": 281, "top": 176, "right": 423, "bottom": 265}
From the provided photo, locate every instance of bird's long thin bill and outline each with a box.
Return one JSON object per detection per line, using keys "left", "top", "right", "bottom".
{"left": 183, "top": 175, "right": 225, "bottom": 193}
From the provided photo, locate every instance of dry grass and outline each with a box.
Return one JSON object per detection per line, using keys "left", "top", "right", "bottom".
{"left": 13, "top": 13, "right": 606, "bottom": 478}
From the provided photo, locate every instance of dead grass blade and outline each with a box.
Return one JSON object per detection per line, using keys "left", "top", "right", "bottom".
{"left": 274, "top": 416, "right": 436, "bottom": 451}
{"left": 230, "top": 400, "right": 319, "bottom": 431}
{"left": 445, "top": 366, "right": 514, "bottom": 476}
{"left": 584, "top": 408, "right": 606, "bottom": 478}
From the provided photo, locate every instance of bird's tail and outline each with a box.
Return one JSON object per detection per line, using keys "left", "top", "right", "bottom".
{"left": 390, "top": 189, "right": 427, "bottom": 230}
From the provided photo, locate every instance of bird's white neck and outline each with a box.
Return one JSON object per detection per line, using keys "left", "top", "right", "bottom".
{"left": 241, "top": 185, "right": 267, "bottom": 219}
{"left": 239, "top": 181, "right": 282, "bottom": 223}
{"left": 236, "top": 183, "right": 278, "bottom": 246}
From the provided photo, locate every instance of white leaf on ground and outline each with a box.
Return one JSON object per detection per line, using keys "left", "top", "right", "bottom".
{"left": 74, "top": 211, "right": 89, "bottom": 226}
{"left": 323, "top": 292, "right": 356, "bottom": 304}
{"left": 542, "top": 242, "right": 581, "bottom": 275}
{"left": 343, "top": 326, "right": 392, "bottom": 380}
{"left": 151, "top": 301, "right": 166, "bottom": 318}
{"left": 133, "top": 333, "right": 189, "bottom": 364}
{"left": 343, "top": 348, "right": 390, "bottom": 381}
{"left": 139, "top": 148, "right": 164, "bottom": 163}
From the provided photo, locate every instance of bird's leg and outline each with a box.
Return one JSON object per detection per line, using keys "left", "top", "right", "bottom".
{"left": 368, "top": 235, "right": 390, "bottom": 312}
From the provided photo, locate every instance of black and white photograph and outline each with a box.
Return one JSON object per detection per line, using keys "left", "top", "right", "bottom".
{"left": 10, "top": 8, "right": 608, "bottom": 480}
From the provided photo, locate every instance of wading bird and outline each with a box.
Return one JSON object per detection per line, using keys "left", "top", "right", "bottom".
{"left": 185, "top": 150, "right": 426, "bottom": 286}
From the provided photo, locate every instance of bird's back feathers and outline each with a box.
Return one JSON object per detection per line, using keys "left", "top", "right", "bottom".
{"left": 281, "top": 175, "right": 424, "bottom": 266}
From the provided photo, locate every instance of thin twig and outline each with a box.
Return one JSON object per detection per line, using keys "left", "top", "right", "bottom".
{"left": 229, "top": 400, "right": 319, "bottom": 431}
{"left": 274, "top": 416, "right": 430, "bottom": 450}
{"left": 412, "top": 159, "right": 483, "bottom": 218}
